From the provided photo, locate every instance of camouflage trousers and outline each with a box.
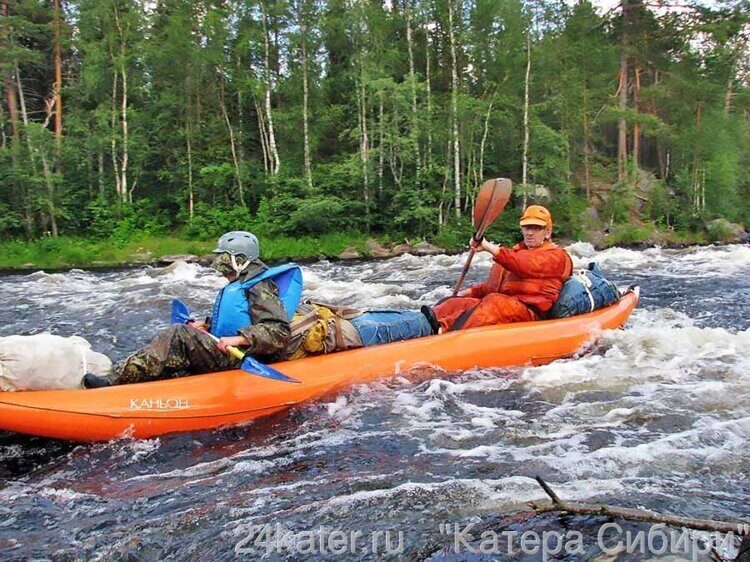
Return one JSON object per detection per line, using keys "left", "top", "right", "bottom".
{"left": 110, "top": 325, "right": 241, "bottom": 385}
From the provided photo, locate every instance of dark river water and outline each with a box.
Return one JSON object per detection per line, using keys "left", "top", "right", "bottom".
{"left": 0, "top": 243, "right": 749, "bottom": 561}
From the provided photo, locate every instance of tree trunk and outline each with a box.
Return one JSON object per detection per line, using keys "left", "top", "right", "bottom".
{"left": 424, "top": 24, "right": 432, "bottom": 170}
{"left": 387, "top": 97, "right": 404, "bottom": 189}
{"left": 254, "top": 97, "right": 270, "bottom": 175}
{"left": 261, "top": 3, "right": 280, "bottom": 175}
{"left": 479, "top": 96, "right": 494, "bottom": 185}
{"left": 617, "top": 2, "right": 629, "bottom": 185}
{"left": 235, "top": 54, "right": 244, "bottom": 162}
{"left": 218, "top": 73, "right": 246, "bottom": 207}
{"left": 2, "top": 0, "right": 20, "bottom": 143}
{"left": 0, "top": 103, "right": 6, "bottom": 148}
{"left": 632, "top": 64, "right": 640, "bottom": 172}
{"left": 724, "top": 78, "right": 733, "bottom": 115}
{"left": 692, "top": 102, "right": 702, "bottom": 213}
{"left": 447, "top": 0, "right": 461, "bottom": 217}
{"left": 357, "top": 57, "right": 370, "bottom": 210}
{"left": 113, "top": 5, "right": 129, "bottom": 204}
{"left": 582, "top": 70, "right": 591, "bottom": 200}
{"left": 53, "top": 0, "right": 62, "bottom": 153}
{"left": 300, "top": 24, "right": 313, "bottom": 190}
{"left": 378, "top": 90, "right": 384, "bottom": 195}
{"left": 110, "top": 64, "right": 121, "bottom": 200}
{"left": 98, "top": 151, "right": 105, "bottom": 197}
{"left": 439, "top": 140, "right": 451, "bottom": 225}
{"left": 522, "top": 29, "right": 532, "bottom": 208}
{"left": 186, "top": 120, "right": 194, "bottom": 220}
{"left": 405, "top": 2, "right": 421, "bottom": 184}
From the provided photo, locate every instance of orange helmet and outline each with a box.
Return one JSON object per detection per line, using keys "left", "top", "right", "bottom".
{"left": 519, "top": 205, "right": 552, "bottom": 230}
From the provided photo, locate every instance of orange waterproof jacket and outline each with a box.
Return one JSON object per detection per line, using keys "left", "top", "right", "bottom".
{"left": 465, "top": 241, "right": 573, "bottom": 313}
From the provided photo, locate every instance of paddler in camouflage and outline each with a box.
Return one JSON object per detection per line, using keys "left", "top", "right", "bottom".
{"left": 82, "top": 234, "right": 291, "bottom": 388}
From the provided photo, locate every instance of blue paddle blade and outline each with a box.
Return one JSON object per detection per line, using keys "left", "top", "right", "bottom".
{"left": 171, "top": 299, "right": 193, "bottom": 325}
{"left": 241, "top": 355, "right": 300, "bottom": 383}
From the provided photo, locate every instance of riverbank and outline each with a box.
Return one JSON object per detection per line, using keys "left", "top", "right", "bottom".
{"left": 0, "top": 222, "right": 746, "bottom": 272}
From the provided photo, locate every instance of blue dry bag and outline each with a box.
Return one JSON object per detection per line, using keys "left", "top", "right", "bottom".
{"left": 549, "top": 262, "right": 620, "bottom": 319}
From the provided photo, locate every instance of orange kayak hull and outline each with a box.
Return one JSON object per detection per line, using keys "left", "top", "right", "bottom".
{"left": 0, "top": 290, "right": 638, "bottom": 441}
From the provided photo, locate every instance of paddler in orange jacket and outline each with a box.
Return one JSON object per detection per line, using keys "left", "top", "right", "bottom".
{"left": 425, "top": 205, "right": 573, "bottom": 332}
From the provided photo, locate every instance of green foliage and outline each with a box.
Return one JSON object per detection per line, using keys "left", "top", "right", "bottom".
{"left": 604, "top": 224, "right": 656, "bottom": 247}
{"left": 600, "top": 186, "right": 636, "bottom": 225}
{"left": 254, "top": 177, "right": 364, "bottom": 236}
{"left": 0, "top": 203, "right": 23, "bottom": 237}
{"left": 86, "top": 199, "right": 171, "bottom": 244}
{"left": 645, "top": 181, "right": 678, "bottom": 228}
{"left": 179, "top": 204, "right": 253, "bottom": 241}
{"left": 547, "top": 190, "right": 589, "bottom": 240}
{"left": 390, "top": 188, "right": 438, "bottom": 237}
{"left": 0, "top": 0, "right": 747, "bottom": 258}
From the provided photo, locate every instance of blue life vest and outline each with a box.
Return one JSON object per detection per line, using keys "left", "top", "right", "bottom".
{"left": 548, "top": 262, "right": 620, "bottom": 319}
{"left": 210, "top": 264, "right": 303, "bottom": 338}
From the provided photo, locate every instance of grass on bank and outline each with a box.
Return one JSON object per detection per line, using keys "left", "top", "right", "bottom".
{"left": 0, "top": 232, "right": 379, "bottom": 271}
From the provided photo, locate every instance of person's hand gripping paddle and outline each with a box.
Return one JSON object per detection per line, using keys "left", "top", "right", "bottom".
{"left": 170, "top": 299, "right": 300, "bottom": 383}
{"left": 452, "top": 178, "right": 513, "bottom": 296}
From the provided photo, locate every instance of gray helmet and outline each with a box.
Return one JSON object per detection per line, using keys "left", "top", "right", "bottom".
{"left": 213, "top": 231, "right": 260, "bottom": 260}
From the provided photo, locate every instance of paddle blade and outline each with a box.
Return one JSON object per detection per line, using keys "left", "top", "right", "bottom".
{"left": 170, "top": 299, "right": 193, "bottom": 325}
{"left": 241, "top": 355, "right": 300, "bottom": 383}
{"left": 472, "top": 178, "right": 512, "bottom": 231}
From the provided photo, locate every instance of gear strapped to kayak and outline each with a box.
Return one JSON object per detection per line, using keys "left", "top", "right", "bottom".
{"left": 549, "top": 262, "right": 620, "bottom": 319}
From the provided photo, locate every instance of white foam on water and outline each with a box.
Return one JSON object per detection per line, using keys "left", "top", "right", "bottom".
{"left": 675, "top": 244, "right": 750, "bottom": 276}
{"left": 315, "top": 474, "right": 628, "bottom": 517}
{"left": 326, "top": 396, "right": 353, "bottom": 419}
{"left": 39, "top": 487, "right": 93, "bottom": 503}
{"left": 565, "top": 242, "right": 750, "bottom": 278}
{"left": 301, "top": 269, "right": 418, "bottom": 308}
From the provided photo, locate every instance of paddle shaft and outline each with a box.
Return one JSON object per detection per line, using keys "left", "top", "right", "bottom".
{"left": 187, "top": 321, "right": 245, "bottom": 361}
{"left": 452, "top": 230, "right": 487, "bottom": 297}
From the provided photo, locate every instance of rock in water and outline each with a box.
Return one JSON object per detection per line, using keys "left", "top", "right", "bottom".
{"left": 155, "top": 254, "right": 198, "bottom": 266}
{"left": 411, "top": 241, "right": 444, "bottom": 255}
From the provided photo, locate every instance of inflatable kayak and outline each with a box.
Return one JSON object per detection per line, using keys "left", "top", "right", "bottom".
{"left": 0, "top": 288, "right": 639, "bottom": 441}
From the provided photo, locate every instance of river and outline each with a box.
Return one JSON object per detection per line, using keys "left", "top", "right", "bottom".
{"left": 1, "top": 243, "right": 749, "bottom": 560}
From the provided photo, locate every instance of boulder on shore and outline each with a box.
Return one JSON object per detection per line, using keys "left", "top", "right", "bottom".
{"left": 338, "top": 246, "right": 361, "bottom": 260}
{"left": 390, "top": 243, "right": 412, "bottom": 255}
{"left": 706, "top": 219, "right": 745, "bottom": 243}
{"left": 364, "top": 239, "right": 392, "bottom": 258}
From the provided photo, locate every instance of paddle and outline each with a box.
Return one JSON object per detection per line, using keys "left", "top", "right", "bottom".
{"left": 452, "top": 178, "right": 513, "bottom": 296}
{"left": 170, "top": 299, "right": 300, "bottom": 383}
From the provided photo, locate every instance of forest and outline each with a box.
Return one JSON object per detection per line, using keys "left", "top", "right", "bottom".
{"left": 1, "top": 0, "right": 749, "bottom": 263}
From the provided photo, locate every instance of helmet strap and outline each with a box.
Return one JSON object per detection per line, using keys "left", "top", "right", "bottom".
{"left": 230, "top": 254, "right": 251, "bottom": 275}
